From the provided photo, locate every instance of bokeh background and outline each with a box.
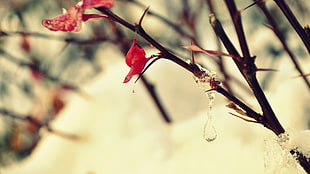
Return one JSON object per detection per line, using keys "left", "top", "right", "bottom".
{"left": 0, "top": 0, "right": 309, "bottom": 173}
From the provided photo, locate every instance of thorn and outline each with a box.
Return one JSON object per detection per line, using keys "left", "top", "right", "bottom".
{"left": 134, "top": 57, "right": 160, "bottom": 83}
{"left": 292, "top": 73, "right": 310, "bottom": 78}
{"left": 138, "top": 6, "right": 150, "bottom": 26}
{"left": 256, "top": 68, "right": 278, "bottom": 72}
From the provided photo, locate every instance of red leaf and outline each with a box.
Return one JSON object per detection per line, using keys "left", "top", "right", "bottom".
{"left": 123, "top": 39, "right": 150, "bottom": 83}
{"left": 182, "top": 44, "right": 238, "bottom": 59}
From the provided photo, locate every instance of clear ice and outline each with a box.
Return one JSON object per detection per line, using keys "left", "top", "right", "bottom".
{"left": 203, "top": 91, "right": 217, "bottom": 142}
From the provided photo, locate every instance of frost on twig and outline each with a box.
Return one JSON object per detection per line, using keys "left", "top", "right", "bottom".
{"left": 193, "top": 64, "right": 221, "bottom": 91}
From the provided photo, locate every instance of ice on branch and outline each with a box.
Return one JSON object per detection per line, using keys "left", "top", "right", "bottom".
{"left": 193, "top": 64, "right": 221, "bottom": 91}
{"left": 193, "top": 64, "right": 221, "bottom": 142}
{"left": 203, "top": 91, "right": 217, "bottom": 142}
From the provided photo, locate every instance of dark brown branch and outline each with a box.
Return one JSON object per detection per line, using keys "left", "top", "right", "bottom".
{"left": 209, "top": 14, "right": 284, "bottom": 134}
{"left": 140, "top": 77, "right": 172, "bottom": 123}
{"left": 255, "top": 0, "right": 310, "bottom": 91}
{"left": 96, "top": 8, "right": 197, "bottom": 74}
{"left": 210, "top": 87, "right": 265, "bottom": 124}
{"left": 209, "top": 13, "right": 310, "bottom": 173}
{"left": 224, "top": 0, "right": 252, "bottom": 62}
{"left": 205, "top": 0, "right": 234, "bottom": 95}
{"left": 273, "top": 0, "right": 310, "bottom": 53}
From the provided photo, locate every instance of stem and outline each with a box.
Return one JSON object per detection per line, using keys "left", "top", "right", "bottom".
{"left": 140, "top": 76, "right": 172, "bottom": 123}
{"left": 224, "top": 0, "right": 252, "bottom": 61}
{"left": 247, "top": 76, "right": 285, "bottom": 134}
{"left": 212, "top": 87, "right": 265, "bottom": 123}
{"left": 209, "top": 13, "right": 284, "bottom": 134}
{"left": 206, "top": 0, "right": 234, "bottom": 94}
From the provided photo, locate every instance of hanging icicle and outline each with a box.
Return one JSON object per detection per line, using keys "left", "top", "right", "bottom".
{"left": 193, "top": 64, "right": 221, "bottom": 142}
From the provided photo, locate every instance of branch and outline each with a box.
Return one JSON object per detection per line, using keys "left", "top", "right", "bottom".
{"left": 209, "top": 12, "right": 310, "bottom": 173}
{"left": 273, "top": 0, "right": 310, "bottom": 53}
{"left": 255, "top": 0, "right": 310, "bottom": 91}
{"left": 107, "top": 19, "right": 172, "bottom": 123}
{"left": 209, "top": 14, "right": 285, "bottom": 135}
{"left": 96, "top": 8, "right": 199, "bottom": 75}
{"left": 224, "top": 0, "right": 252, "bottom": 62}
{"left": 0, "top": 107, "right": 79, "bottom": 140}
{"left": 209, "top": 87, "right": 265, "bottom": 124}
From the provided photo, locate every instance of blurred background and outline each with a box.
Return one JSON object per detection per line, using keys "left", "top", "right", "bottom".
{"left": 0, "top": 0, "right": 309, "bottom": 173}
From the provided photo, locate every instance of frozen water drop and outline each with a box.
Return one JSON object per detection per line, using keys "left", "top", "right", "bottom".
{"left": 203, "top": 118, "right": 217, "bottom": 142}
{"left": 203, "top": 91, "right": 217, "bottom": 142}
{"left": 192, "top": 64, "right": 219, "bottom": 142}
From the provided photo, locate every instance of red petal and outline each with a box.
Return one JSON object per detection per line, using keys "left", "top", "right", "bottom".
{"left": 82, "top": 0, "right": 114, "bottom": 8}
{"left": 125, "top": 39, "right": 146, "bottom": 67}
{"left": 42, "top": 2, "right": 84, "bottom": 32}
{"left": 123, "top": 58, "right": 149, "bottom": 83}
{"left": 123, "top": 39, "right": 150, "bottom": 83}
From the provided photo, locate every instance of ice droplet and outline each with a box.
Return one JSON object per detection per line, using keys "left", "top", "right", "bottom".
{"left": 203, "top": 91, "right": 217, "bottom": 142}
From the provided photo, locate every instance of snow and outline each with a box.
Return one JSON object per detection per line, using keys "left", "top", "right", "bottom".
{"left": 289, "top": 131, "right": 310, "bottom": 158}
{"left": 2, "top": 56, "right": 308, "bottom": 174}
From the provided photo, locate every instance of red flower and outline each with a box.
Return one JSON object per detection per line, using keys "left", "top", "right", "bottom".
{"left": 42, "top": 0, "right": 113, "bottom": 32}
{"left": 123, "top": 39, "right": 151, "bottom": 83}
{"left": 42, "top": 2, "right": 84, "bottom": 32}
